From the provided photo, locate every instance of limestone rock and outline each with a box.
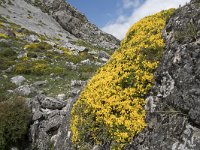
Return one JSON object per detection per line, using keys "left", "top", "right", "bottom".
{"left": 11, "top": 75, "right": 26, "bottom": 86}
{"left": 39, "top": 96, "right": 66, "bottom": 110}
{"left": 14, "top": 85, "right": 32, "bottom": 96}
{"left": 126, "top": 1, "right": 200, "bottom": 149}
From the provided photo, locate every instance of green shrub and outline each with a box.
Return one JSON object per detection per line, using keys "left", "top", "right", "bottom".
{"left": 0, "top": 49, "right": 17, "bottom": 57}
{"left": 24, "top": 42, "right": 52, "bottom": 52}
{"left": 15, "top": 60, "right": 48, "bottom": 75}
{"left": 0, "top": 79, "right": 16, "bottom": 102}
{"left": 175, "top": 22, "right": 198, "bottom": 43}
{"left": 0, "top": 96, "right": 31, "bottom": 150}
{"left": 0, "top": 33, "right": 8, "bottom": 39}
{"left": 0, "top": 48, "right": 17, "bottom": 70}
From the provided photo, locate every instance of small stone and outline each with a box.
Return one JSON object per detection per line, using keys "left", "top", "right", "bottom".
{"left": 11, "top": 75, "right": 26, "bottom": 86}
{"left": 98, "top": 50, "right": 110, "bottom": 59}
{"left": 26, "top": 34, "right": 40, "bottom": 43}
{"left": 57, "top": 94, "right": 66, "bottom": 101}
{"left": 80, "top": 59, "right": 91, "bottom": 65}
{"left": 2, "top": 75, "right": 7, "bottom": 79}
{"left": 14, "top": 85, "right": 31, "bottom": 96}
{"left": 33, "top": 81, "right": 47, "bottom": 87}
{"left": 65, "top": 61, "right": 77, "bottom": 70}
{"left": 99, "top": 57, "right": 108, "bottom": 63}
{"left": 39, "top": 96, "right": 66, "bottom": 110}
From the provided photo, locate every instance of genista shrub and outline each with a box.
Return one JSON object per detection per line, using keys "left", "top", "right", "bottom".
{"left": 71, "top": 9, "right": 175, "bottom": 149}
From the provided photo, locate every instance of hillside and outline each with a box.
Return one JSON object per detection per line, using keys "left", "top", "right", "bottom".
{"left": 0, "top": 0, "right": 119, "bottom": 149}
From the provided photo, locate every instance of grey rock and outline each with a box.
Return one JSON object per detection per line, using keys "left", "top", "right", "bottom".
{"left": 64, "top": 42, "right": 88, "bottom": 52}
{"left": 14, "top": 85, "right": 31, "bottom": 96}
{"left": 126, "top": 1, "right": 200, "bottom": 149}
{"left": 17, "top": 52, "right": 27, "bottom": 59}
{"left": 93, "top": 145, "right": 102, "bottom": 150}
{"left": 39, "top": 96, "right": 66, "bottom": 110}
{"left": 53, "top": 49, "right": 64, "bottom": 54}
{"left": 40, "top": 115, "right": 63, "bottom": 132}
{"left": 95, "top": 62, "right": 104, "bottom": 66}
{"left": 99, "top": 57, "right": 109, "bottom": 63}
{"left": 32, "top": 110, "right": 43, "bottom": 121}
{"left": 71, "top": 80, "right": 86, "bottom": 87}
{"left": 88, "top": 50, "right": 98, "bottom": 55}
{"left": 80, "top": 59, "right": 91, "bottom": 65}
{"left": 33, "top": 81, "right": 47, "bottom": 87}
{"left": 57, "top": 94, "right": 66, "bottom": 101}
{"left": 10, "top": 75, "right": 26, "bottom": 86}
{"left": 0, "top": 0, "right": 76, "bottom": 43}
{"left": 26, "top": 34, "right": 40, "bottom": 43}
{"left": 65, "top": 61, "right": 77, "bottom": 70}
{"left": 98, "top": 50, "right": 110, "bottom": 59}
{"left": 2, "top": 75, "right": 8, "bottom": 79}
{"left": 70, "top": 88, "right": 81, "bottom": 97}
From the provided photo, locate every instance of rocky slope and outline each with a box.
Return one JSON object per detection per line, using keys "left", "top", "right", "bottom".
{"left": 0, "top": 0, "right": 119, "bottom": 50}
{"left": 0, "top": 0, "right": 119, "bottom": 150}
{"left": 126, "top": 0, "right": 200, "bottom": 149}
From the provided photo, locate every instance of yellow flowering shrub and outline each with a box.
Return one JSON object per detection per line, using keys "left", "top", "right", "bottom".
{"left": 71, "top": 9, "right": 175, "bottom": 149}
{"left": 24, "top": 42, "right": 52, "bottom": 51}
{"left": 0, "top": 33, "right": 8, "bottom": 39}
{"left": 15, "top": 60, "right": 48, "bottom": 75}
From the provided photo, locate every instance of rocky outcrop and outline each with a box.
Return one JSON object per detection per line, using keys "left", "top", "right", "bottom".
{"left": 126, "top": 0, "right": 200, "bottom": 149}
{"left": 28, "top": 80, "right": 86, "bottom": 150}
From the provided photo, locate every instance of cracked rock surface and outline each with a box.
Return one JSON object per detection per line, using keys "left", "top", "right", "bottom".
{"left": 126, "top": 1, "right": 200, "bottom": 149}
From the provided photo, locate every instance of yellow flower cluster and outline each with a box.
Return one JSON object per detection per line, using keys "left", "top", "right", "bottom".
{"left": 71, "top": 9, "right": 175, "bottom": 149}
{"left": 0, "top": 33, "right": 8, "bottom": 39}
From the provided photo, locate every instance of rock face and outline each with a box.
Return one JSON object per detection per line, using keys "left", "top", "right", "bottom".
{"left": 126, "top": 0, "right": 200, "bottom": 149}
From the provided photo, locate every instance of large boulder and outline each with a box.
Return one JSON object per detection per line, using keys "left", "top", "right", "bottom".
{"left": 37, "top": 95, "right": 66, "bottom": 110}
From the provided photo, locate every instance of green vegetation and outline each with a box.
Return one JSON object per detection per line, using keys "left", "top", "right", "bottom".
{"left": 0, "top": 77, "right": 16, "bottom": 102}
{"left": 0, "top": 96, "right": 31, "bottom": 150}
{"left": 15, "top": 60, "right": 48, "bottom": 75}
{"left": 71, "top": 9, "right": 175, "bottom": 149}
{"left": 24, "top": 42, "right": 53, "bottom": 51}
{"left": 74, "top": 40, "right": 111, "bottom": 54}
{"left": 175, "top": 22, "right": 198, "bottom": 43}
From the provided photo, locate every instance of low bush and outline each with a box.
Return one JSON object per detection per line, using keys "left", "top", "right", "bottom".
{"left": 0, "top": 33, "right": 8, "bottom": 39}
{"left": 0, "top": 96, "right": 31, "bottom": 150}
{"left": 15, "top": 60, "right": 48, "bottom": 75}
{"left": 24, "top": 42, "right": 52, "bottom": 52}
{"left": 0, "top": 79, "right": 16, "bottom": 102}
{"left": 0, "top": 48, "right": 17, "bottom": 70}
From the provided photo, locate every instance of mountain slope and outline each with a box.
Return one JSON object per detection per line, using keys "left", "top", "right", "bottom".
{"left": 0, "top": 0, "right": 119, "bottom": 50}
{"left": 0, "top": 0, "right": 120, "bottom": 150}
